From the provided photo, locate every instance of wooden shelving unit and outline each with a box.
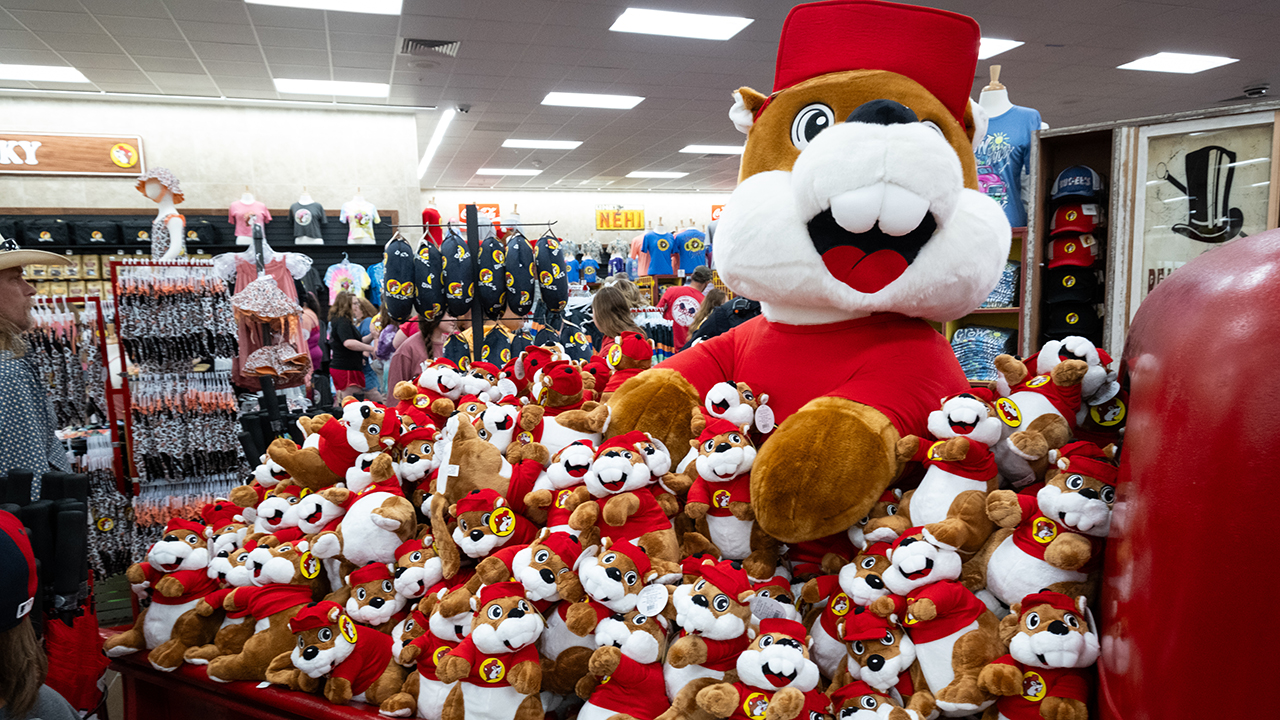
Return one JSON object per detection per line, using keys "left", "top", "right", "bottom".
{"left": 944, "top": 225, "right": 1027, "bottom": 342}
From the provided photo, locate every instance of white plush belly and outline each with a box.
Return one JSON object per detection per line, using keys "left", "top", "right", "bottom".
{"left": 985, "top": 536, "right": 1086, "bottom": 608}
{"left": 458, "top": 682, "right": 529, "bottom": 720}
{"left": 342, "top": 492, "right": 405, "bottom": 565}
{"left": 664, "top": 661, "right": 723, "bottom": 701}
{"left": 143, "top": 599, "right": 200, "bottom": 649}
{"left": 1006, "top": 392, "right": 1063, "bottom": 428}
{"left": 910, "top": 469, "right": 988, "bottom": 526}
{"left": 706, "top": 514, "right": 753, "bottom": 560}
{"left": 914, "top": 620, "right": 978, "bottom": 704}
{"left": 540, "top": 610, "right": 594, "bottom": 659}
{"left": 539, "top": 421, "right": 600, "bottom": 458}
{"left": 577, "top": 702, "right": 619, "bottom": 720}
{"left": 808, "top": 618, "right": 846, "bottom": 680}
{"left": 417, "top": 678, "right": 454, "bottom": 720}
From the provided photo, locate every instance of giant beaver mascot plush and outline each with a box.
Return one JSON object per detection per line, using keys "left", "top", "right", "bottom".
{"left": 606, "top": 0, "right": 1011, "bottom": 544}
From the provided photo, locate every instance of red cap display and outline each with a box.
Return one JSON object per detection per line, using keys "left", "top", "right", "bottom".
{"left": 289, "top": 601, "right": 343, "bottom": 633}
{"left": 478, "top": 581, "right": 526, "bottom": 608}
{"left": 1047, "top": 234, "right": 1101, "bottom": 268}
{"left": 759, "top": 617, "right": 808, "bottom": 642}
{"left": 1050, "top": 206, "right": 1100, "bottom": 237}
{"left": 699, "top": 559, "right": 752, "bottom": 601}
{"left": 349, "top": 563, "right": 393, "bottom": 586}
{"left": 772, "top": 0, "right": 980, "bottom": 122}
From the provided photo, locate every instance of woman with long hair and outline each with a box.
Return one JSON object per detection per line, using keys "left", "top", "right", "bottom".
{"left": 687, "top": 287, "right": 728, "bottom": 337}
{"left": 592, "top": 283, "right": 645, "bottom": 358}
{"left": 328, "top": 291, "right": 374, "bottom": 401}
{"left": 387, "top": 313, "right": 458, "bottom": 390}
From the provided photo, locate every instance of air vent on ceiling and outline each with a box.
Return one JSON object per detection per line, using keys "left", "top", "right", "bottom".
{"left": 401, "top": 38, "right": 460, "bottom": 58}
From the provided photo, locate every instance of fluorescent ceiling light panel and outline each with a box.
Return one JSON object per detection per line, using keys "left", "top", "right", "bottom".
{"left": 679, "top": 144, "right": 744, "bottom": 155}
{"left": 977, "top": 38, "right": 1024, "bottom": 60}
{"left": 477, "top": 168, "right": 543, "bottom": 176}
{"left": 1117, "top": 52, "right": 1238, "bottom": 74}
{"left": 418, "top": 107, "right": 456, "bottom": 179}
{"left": 0, "top": 63, "right": 89, "bottom": 83}
{"left": 610, "top": 8, "right": 753, "bottom": 40}
{"left": 502, "top": 139, "right": 582, "bottom": 150}
{"left": 273, "top": 78, "right": 389, "bottom": 97}
{"left": 628, "top": 171, "right": 688, "bottom": 179}
{"left": 542, "top": 92, "right": 643, "bottom": 109}
{"left": 245, "top": 0, "right": 403, "bottom": 15}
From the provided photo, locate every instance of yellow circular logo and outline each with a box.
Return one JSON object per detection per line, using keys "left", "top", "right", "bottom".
{"left": 540, "top": 271, "right": 554, "bottom": 286}
{"left": 501, "top": 348, "right": 511, "bottom": 363}
{"left": 686, "top": 238, "right": 704, "bottom": 252}
{"left": 517, "top": 431, "right": 533, "bottom": 444}
{"left": 607, "top": 344, "right": 623, "bottom": 369}
{"left": 742, "top": 691, "right": 770, "bottom": 720}
{"left": 432, "top": 646, "right": 450, "bottom": 666}
{"left": 414, "top": 396, "right": 430, "bottom": 409}
{"left": 600, "top": 673, "right": 612, "bottom": 685}
{"left": 1026, "top": 375, "right": 1050, "bottom": 388}
{"left": 995, "top": 397, "right": 1022, "bottom": 427}
{"left": 1063, "top": 275, "right": 1076, "bottom": 288}
{"left": 110, "top": 143, "right": 138, "bottom": 168}
{"left": 488, "top": 506, "right": 516, "bottom": 537}
{"left": 657, "top": 238, "right": 670, "bottom": 252}
{"left": 830, "top": 593, "right": 850, "bottom": 616}
{"left": 555, "top": 489, "right": 572, "bottom": 509}
{"left": 479, "top": 268, "right": 494, "bottom": 284}
{"left": 138, "top": 231, "right": 149, "bottom": 239}
{"left": 338, "top": 614, "right": 359, "bottom": 643}
{"left": 492, "top": 249, "right": 505, "bottom": 264}
{"left": 547, "top": 239, "right": 559, "bottom": 251}
{"left": 1066, "top": 313, "right": 1080, "bottom": 325}
{"left": 1090, "top": 398, "right": 1126, "bottom": 427}
{"left": 448, "top": 282, "right": 463, "bottom": 297}
{"left": 1021, "top": 670, "right": 1047, "bottom": 701}
{"left": 300, "top": 551, "right": 319, "bottom": 579}
{"left": 92, "top": 230, "right": 103, "bottom": 239}
{"left": 927, "top": 440, "right": 945, "bottom": 461}
{"left": 1031, "top": 517, "right": 1058, "bottom": 544}
{"left": 186, "top": 230, "right": 197, "bottom": 239}
{"left": 39, "top": 231, "right": 51, "bottom": 239}
{"left": 1065, "top": 210, "right": 1078, "bottom": 222}
{"left": 1064, "top": 242, "right": 1077, "bottom": 254}
{"left": 96, "top": 517, "right": 115, "bottom": 532}
{"left": 712, "top": 489, "right": 731, "bottom": 509}
{"left": 479, "top": 657, "right": 506, "bottom": 683}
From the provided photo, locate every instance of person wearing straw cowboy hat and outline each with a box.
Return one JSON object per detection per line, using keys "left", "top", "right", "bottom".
{"left": 0, "top": 236, "right": 74, "bottom": 499}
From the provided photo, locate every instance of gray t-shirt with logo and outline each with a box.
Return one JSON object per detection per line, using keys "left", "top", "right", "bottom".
{"left": 289, "top": 202, "right": 326, "bottom": 239}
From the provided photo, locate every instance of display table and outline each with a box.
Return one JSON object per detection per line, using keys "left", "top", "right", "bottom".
{"left": 100, "top": 628, "right": 385, "bottom": 720}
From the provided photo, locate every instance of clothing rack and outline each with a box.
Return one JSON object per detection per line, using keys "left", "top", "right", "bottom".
{"left": 390, "top": 220, "right": 558, "bottom": 230}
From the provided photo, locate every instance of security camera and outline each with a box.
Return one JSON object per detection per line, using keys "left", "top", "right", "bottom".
{"left": 455, "top": 104, "right": 470, "bottom": 114}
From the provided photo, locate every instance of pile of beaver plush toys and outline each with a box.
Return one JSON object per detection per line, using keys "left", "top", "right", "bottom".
{"left": 107, "top": 2, "right": 1126, "bottom": 719}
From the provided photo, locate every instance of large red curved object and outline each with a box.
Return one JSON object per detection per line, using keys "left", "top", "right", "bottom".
{"left": 1102, "top": 230, "right": 1280, "bottom": 718}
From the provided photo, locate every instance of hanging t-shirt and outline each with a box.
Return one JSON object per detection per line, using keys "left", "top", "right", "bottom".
{"left": 642, "top": 231, "right": 675, "bottom": 275}
{"left": 324, "top": 262, "right": 371, "bottom": 303}
{"left": 422, "top": 206, "right": 442, "bottom": 246}
{"left": 340, "top": 200, "right": 381, "bottom": 244}
{"left": 565, "top": 258, "right": 581, "bottom": 284}
{"left": 630, "top": 234, "right": 648, "bottom": 276}
{"left": 675, "top": 228, "right": 708, "bottom": 272}
{"left": 580, "top": 258, "right": 600, "bottom": 283}
{"left": 368, "top": 262, "right": 385, "bottom": 305}
{"left": 608, "top": 256, "right": 625, "bottom": 277}
{"left": 974, "top": 105, "right": 1041, "bottom": 228}
{"left": 657, "top": 284, "right": 705, "bottom": 350}
{"left": 228, "top": 200, "right": 271, "bottom": 239}
{"left": 289, "top": 201, "right": 326, "bottom": 239}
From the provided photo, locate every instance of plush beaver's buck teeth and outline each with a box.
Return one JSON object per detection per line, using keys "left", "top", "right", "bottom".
{"left": 829, "top": 183, "right": 932, "bottom": 238}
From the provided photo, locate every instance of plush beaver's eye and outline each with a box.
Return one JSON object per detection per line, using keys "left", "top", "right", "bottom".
{"left": 743, "top": 391, "right": 754, "bottom": 401}
{"left": 1064, "top": 613, "right": 1081, "bottom": 629}
{"left": 712, "top": 594, "right": 730, "bottom": 612}
{"left": 1025, "top": 612, "right": 1041, "bottom": 630}
{"left": 860, "top": 557, "right": 877, "bottom": 569}
{"left": 357, "top": 588, "right": 367, "bottom": 600}
{"left": 704, "top": 440, "right": 715, "bottom": 452}
{"left": 410, "top": 551, "right": 423, "bottom": 563}
{"left": 857, "top": 515, "right": 870, "bottom": 527}
{"left": 382, "top": 580, "right": 393, "bottom": 593}
{"left": 759, "top": 635, "right": 774, "bottom": 647}
{"left": 791, "top": 103, "right": 835, "bottom": 150}
{"left": 535, "top": 550, "right": 550, "bottom": 564}
{"left": 603, "top": 554, "right": 617, "bottom": 564}
{"left": 405, "top": 619, "right": 415, "bottom": 632}
{"left": 319, "top": 627, "right": 332, "bottom": 642}
{"left": 634, "top": 615, "right": 647, "bottom": 625}
{"left": 1101, "top": 486, "right": 1116, "bottom": 504}
{"left": 920, "top": 120, "right": 944, "bottom": 137}
{"left": 886, "top": 504, "right": 898, "bottom": 516}
{"left": 883, "top": 630, "right": 895, "bottom": 644}
{"left": 624, "top": 571, "right": 638, "bottom": 586}
{"left": 487, "top": 604, "right": 503, "bottom": 620}
{"left": 298, "top": 636, "right": 306, "bottom": 649}
{"left": 860, "top": 696, "right": 879, "bottom": 710}
{"left": 367, "top": 424, "right": 380, "bottom": 435}
{"left": 478, "top": 428, "right": 489, "bottom": 439}
{"left": 1066, "top": 474, "right": 1085, "bottom": 490}
{"left": 728, "top": 433, "right": 742, "bottom": 444}
{"left": 852, "top": 641, "right": 865, "bottom": 655}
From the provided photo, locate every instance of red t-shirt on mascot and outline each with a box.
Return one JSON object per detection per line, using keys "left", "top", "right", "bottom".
{"left": 587, "top": 654, "right": 668, "bottom": 720}
{"left": 657, "top": 285, "right": 705, "bottom": 350}
{"left": 659, "top": 314, "right": 968, "bottom": 442}
{"left": 987, "top": 655, "right": 1089, "bottom": 720}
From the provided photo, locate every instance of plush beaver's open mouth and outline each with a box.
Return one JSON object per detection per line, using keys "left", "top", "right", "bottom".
{"left": 600, "top": 477, "right": 627, "bottom": 492}
{"left": 565, "top": 461, "right": 590, "bottom": 478}
{"left": 807, "top": 209, "right": 937, "bottom": 294}
{"left": 763, "top": 662, "right": 798, "bottom": 687}
{"left": 903, "top": 558, "right": 934, "bottom": 580}
{"left": 711, "top": 399, "right": 731, "bottom": 414}
{"left": 304, "top": 508, "right": 324, "bottom": 524}
{"left": 949, "top": 418, "right": 977, "bottom": 434}
{"left": 495, "top": 416, "right": 513, "bottom": 431}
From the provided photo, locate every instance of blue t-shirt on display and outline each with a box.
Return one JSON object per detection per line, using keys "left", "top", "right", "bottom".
{"left": 974, "top": 104, "right": 1041, "bottom": 228}
{"left": 643, "top": 231, "right": 676, "bottom": 275}
{"left": 675, "top": 228, "right": 707, "bottom": 271}
{"left": 367, "top": 262, "right": 385, "bottom": 305}
{"left": 565, "top": 258, "right": 580, "bottom": 283}
{"left": 580, "top": 258, "right": 600, "bottom": 283}
{"left": 609, "top": 256, "right": 625, "bottom": 277}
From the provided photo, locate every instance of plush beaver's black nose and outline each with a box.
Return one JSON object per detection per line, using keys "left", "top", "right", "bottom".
{"left": 509, "top": 607, "right": 524, "bottom": 619}
{"left": 395, "top": 566, "right": 407, "bottom": 578}
{"left": 369, "top": 597, "right": 385, "bottom": 609}
{"left": 715, "top": 442, "right": 732, "bottom": 453}
{"left": 866, "top": 655, "right": 885, "bottom": 672}
{"left": 302, "top": 646, "right": 319, "bottom": 661}
{"left": 692, "top": 594, "right": 709, "bottom": 608}
{"left": 1048, "top": 620, "right": 1070, "bottom": 636}
{"left": 606, "top": 567, "right": 622, "bottom": 582}
{"left": 540, "top": 568, "right": 556, "bottom": 584}
{"left": 470, "top": 530, "right": 485, "bottom": 541}
{"left": 847, "top": 99, "right": 918, "bottom": 126}
{"left": 866, "top": 575, "right": 884, "bottom": 589}
{"left": 1078, "top": 488, "right": 1099, "bottom": 500}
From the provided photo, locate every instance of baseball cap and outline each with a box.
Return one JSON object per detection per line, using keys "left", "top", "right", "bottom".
{"left": 0, "top": 510, "right": 38, "bottom": 631}
{"left": 1043, "top": 267, "right": 1100, "bottom": 304}
{"left": 691, "top": 266, "right": 713, "bottom": 284}
{"left": 1047, "top": 234, "right": 1101, "bottom": 269}
{"left": 1050, "top": 204, "right": 1102, "bottom": 237}
{"left": 1043, "top": 303, "right": 1101, "bottom": 340}
{"left": 1051, "top": 165, "right": 1105, "bottom": 203}
{"left": 0, "top": 237, "right": 74, "bottom": 272}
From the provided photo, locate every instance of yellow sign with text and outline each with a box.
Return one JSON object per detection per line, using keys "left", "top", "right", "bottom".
{"left": 596, "top": 207, "right": 645, "bottom": 232}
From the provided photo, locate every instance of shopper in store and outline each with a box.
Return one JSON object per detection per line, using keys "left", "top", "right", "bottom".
{"left": 353, "top": 296, "right": 385, "bottom": 401}
{"left": 592, "top": 283, "right": 645, "bottom": 355}
{"left": 0, "top": 510, "right": 78, "bottom": 720}
{"left": 328, "top": 291, "right": 374, "bottom": 401}
{"left": 686, "top": 293, "right": 761, "bottom": 348}
{"left": 684, "top": 287, "right": 728, "bottom": 348}
{"left": 0, "top": 242, "right": 72, "bottom": 496}
{"left": 387, "top": 313, "right": 457, "bottom": 389}
{"left": 657, "top": 265, "right": 713, "bottom": 350}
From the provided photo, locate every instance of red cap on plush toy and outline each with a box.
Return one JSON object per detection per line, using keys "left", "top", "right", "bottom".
{"left": 772, "top": 0, "right": 980, "bottom": 122}
{"left": 607, "top": 331, "right": 651, "bottom": 370}
{"left": 829, "top": 680, "right": 892, "bottom": 707}
{"left": 862, "top": 541, "right": 892, "bottom": 559}
{"left": 289, "top": 601, "right": 344, "bottom": 633}
{"left": 201, "top": 501, "right": 243, "bottom": 532}
{"left": 400, "top": 426, "right": 437, "bottom": 446}
{"left": 1057, "top": 441, "right": 1117, "bottom": 484}
{"left": 954, "top": 387, "right": 996, "bottom": 406}
{"left": 699, "top": 559, "right": 753, "bottom": 601}
{"left": 842, "top": 606, "right": 897, "bottom": 641}
{"left": 470, "top": 361, "right": 501, "bottom": 378}
{"left": 698, "top": 408, "right": 744, "bottom": 444}
{"left": 455, "top": 488, "right": 503, "bottom": 515}
{"left": 760, "top": 617, "right": 808, "bottom": 642}
{"left": 164, "top": 517, "right": 206, "bottom": 537}
{"left": 607, "top": 538, "right": 651, "bottom": 578}
{"left": 395, "top": 539, "right": 425, "bottom": 559}
{"left": 349, "top": 563, "right": 393, "bottom": 586}
{"left": 478, "top": 581, "right": 527, "bottom": 608}
{"left": 538, "top": 360, "right": 583, "bottom": 400}
{"left": 540, "top": 531, "right": 583, "bottom": 568}
{"left": 595, "top": 431, "right": 648, "bottom": 458}
{"left": 518, "top": 345, "right": 556, "bottom": 380}
{"left": 1018, "top": 591, "right": 1080, "bottom": 618}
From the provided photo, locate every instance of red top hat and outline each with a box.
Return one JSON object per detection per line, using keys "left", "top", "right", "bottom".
{"left": 773, "top": 0, "right": 981, "bottom": 122}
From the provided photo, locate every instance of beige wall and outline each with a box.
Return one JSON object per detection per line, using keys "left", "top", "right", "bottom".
{"left": 0, "top": 97, "right": 421, "bottom": 221}
{"left": 421, "top": 189, "right": 732, "bottom": 246}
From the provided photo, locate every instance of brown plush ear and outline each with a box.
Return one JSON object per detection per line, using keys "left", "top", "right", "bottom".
{"left": 962, "top": 100, "right": 977, "bottom": 142}
{"left": 1102, "top": 443, "right": 1118, "bottom": 460}
{"left": 737, "top": 86, "right": 768, "bottom": 117}
{"left": 327, "top": 605, "right": 342, "bottom": 622}
{"left": 690, "top": 412, "right": 707, "bottom": 440}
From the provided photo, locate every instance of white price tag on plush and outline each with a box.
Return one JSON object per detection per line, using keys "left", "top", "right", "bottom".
{"left": 755, "top": 404, "right": 776, "bottom": 434}
{"left": 636, "top": 585, "right": 668, "bottom": 617}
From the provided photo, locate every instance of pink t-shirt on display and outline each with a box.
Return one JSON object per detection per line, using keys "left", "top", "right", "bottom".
{"left": 229, "top": 201, "right": 271, "bottom": 238}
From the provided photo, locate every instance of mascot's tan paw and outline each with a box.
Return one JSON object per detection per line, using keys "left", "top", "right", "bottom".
{"left": 695, "top": 683, "right": 740, "bottom": 717}
{"left": 1007, "top": 430, "right": 1049, "bottom": 462}
{"left": 978, "top": 661, "right": 1023, "bottom": 696}
{"left": 985, "top": 490, "right": 1022, "bottom": 527}
{"left": 1040, "top": 696, "right": 1089, "bottom": 720}
{"left": 1044, "top": 533, "right": 1092, "bottom": 571}
{"left": 605, "top": 369, "right": 701, "bottom": 459}
{"left": 751, "top": 397, "right": 898, "bottom": 543}
{"left": 1050, "top": 359, "right": 1089, "bottom": 387}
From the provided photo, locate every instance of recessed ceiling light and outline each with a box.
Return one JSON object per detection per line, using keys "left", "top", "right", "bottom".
{"left": 1118, "top": 52, "right": 1238, "bottom": 74}
{"left": 274, "top": 78, "right": 389, "bottom": 97}
{"left": 978, "top": 38, "right": 1024, "bottom": 60}
{"left": 0, "top": 63, "right": 89, "bottom": 83}
{"left": 679, "top": 144, "right": 744, "bottom": 155}
{"left": 542, "top": 92, "right": 643, "bottom": 109}
{"left": 502, "top": 139, "right": 582, "bottom": 150}
{"left": 628, "top": 171, "right": 688, "bottom": 179}
{"left": 418, "top": 107, "right": 456, "bottom": 179}
{"left": 477, "top": 168, "right": 543, "bottom": 176}
{"left": 245, "top": 0, "right": 402, "bottom": 15}
{"left": 610, "top": 8, "right": 753, "bottom": 41}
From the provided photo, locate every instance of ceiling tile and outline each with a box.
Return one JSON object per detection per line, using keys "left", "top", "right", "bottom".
{"left": 212, "top": 76, "right": 275, "bottom": 91}
{"left": 179, "top": 20, "right": 258, "bottom": 44}
{"left": 201, "top": 60, "right": 269, "bottom": 78}
{"left": 162, "top": 0, "right": 249, "bottom": 24}
{"left": 254, "top": 27, "right": 328, "bottom": 51}
{"left": 261, "top": 47, "right": 329, "bottom": 66}
{"left": 331, "top": 50, "right": 393, "bottom": 70}
{"left": 59, "top": 51, "right": 139, "bottom": 70}
{"left": 116, "top": 36, "right": 196, "bottom": 57}
{"left": 7, "top": 10, "right": 104, "bottom": 34}
{"left": 330, "top": 31, "right": 395, "bottom": 53}
{"left": 325, "top": 12, "right": 399, "bottom": 35}
{"left": 78, "top": 68, "right": 151, "bottom": 84}
{"left": 91, "top": 14, "right": 183, "bottom": 39}
{"left": 132, "top": 55, "right": 206, "bottom": 73}
{"left": 0, "top": 48, "right": 65, "bottom": 64}
{"left": 0, "top": 28, "right": 46, "bottom": 50}
{"left": 32, "top": 31, "right": 122, "bottom": 53}
{"left": 93, "top": 81, "right": 163, "bottom": 93}
{"left": 244, "top": 5, "right": 326, "bottom": 30}
{"left": 78, "top": 0, "right": 168, "bottom": 13}
{"left": 332, "top": 67, "right": 389, "bottom": 83}
{"left": 188, "top": 40, "right": 263, "bottom": 61}
{"left": 265, "top": 62, "right": 329, "bottom": 81}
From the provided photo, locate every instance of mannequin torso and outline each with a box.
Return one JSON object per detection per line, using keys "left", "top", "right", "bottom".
{"left": 144, "top": 177, "right": 185, "bottom": 260}
{"left": 230, "top": 193, "right": 271, "bottom": 246}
